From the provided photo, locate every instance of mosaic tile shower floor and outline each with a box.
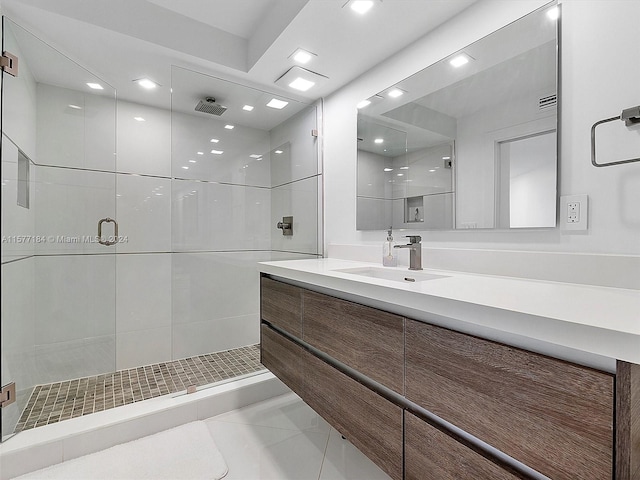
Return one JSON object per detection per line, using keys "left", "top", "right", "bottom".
{"left": 15, "top": 344, "right": 264, "bottom": 433}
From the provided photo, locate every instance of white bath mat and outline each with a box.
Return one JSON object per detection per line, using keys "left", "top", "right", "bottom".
{"left": 14, "top": 421, "right": 228, "bottom": 480}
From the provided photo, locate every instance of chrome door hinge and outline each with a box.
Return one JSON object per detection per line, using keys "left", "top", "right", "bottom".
{"left": 1, "top": 51, "right": 18, "bottom": 77}
{"left": 1, "top": 382, "right": 16, "bottom": 408}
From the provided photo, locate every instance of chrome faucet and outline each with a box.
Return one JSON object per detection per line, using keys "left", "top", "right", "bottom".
{"left": 394, "top": 236, "right": 423, "bottom": 270}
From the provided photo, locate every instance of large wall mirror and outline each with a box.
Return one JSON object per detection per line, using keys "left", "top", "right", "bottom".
{"left": 356, "top": 2, "right": 559, "bottom": 231}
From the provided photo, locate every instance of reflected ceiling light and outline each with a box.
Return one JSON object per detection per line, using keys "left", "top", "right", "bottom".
{"left": 250, "top": 154, "right": 262, "bottom": 159}
{"left": 449, "top": 53, "right": 473, "bottom": 68}
{"left": 397, "top": 173, "right": 404, "bottom": 177}
{"left": 275, "top": 150, "right": 284, "bottom": 154}
{"left": 442, "top": 156, "right": 451, "bottom": 160}
{"left": 347, "top": 0, "right": 375, "bottom": 14}
{"left": 429, "top": 169, "right": 436, "bottom": 172}
{"left": 374, "top": 138, "right": 384, "bottom": 144}
{"left": 356, "top": 99, "right": 371, "bottom": 109}
{"left": 189, "top": 160, "right": 197, "bottom": 163}
{"left": 197, "top": 151, "right": 204, "bottom": 155}
{"left": 267, "top": 98, "right": 289, "bottom": 109}
{"left": 275, "top": 66, "right": 328, "bottom": 93}
{"left": 290, "top": 48, "right": 316, "bottom": 64}
{"left": 243, "top": 105, "right": 254, "bottom": 111}
{"left": 86, "top": 82, "right": 103, "bottom": 90}
{"left": 289, "top": 77, "right": 315, "bottom": 92}
{"left": 68, "top": 104, "right": 82, "bottom": 110}
{"left": 211, "top": 150, "right": 224, "bottom": 155}
{"left": 400, "top": 166, "right": 409, "bottom": 170}
{"left": 134, "top": 117, "right": 145, "bottom": 122}
{"left": 182, "top": 166, "right": 189, "bottom": 170}
{"left": 134, "top": 78, "right": 159, "bottom": 89}
{"left": 546, "top": 6, "right": 560, "bottom": 20}
{"left": 383, "top": 168, "right": 393, "bottom": 172}
{"left": 387, "top": 88, "right": 405, "bottom": 98}
{"left": 224, "top": 124, "right": 235, "bottom": 129}
{"left": 210, "top": 138, "right": 220, "bottom": 143}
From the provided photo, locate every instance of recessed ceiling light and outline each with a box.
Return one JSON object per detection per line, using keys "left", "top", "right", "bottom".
{"left": 197, "top": 151, "right": 204, "bottom": 155}
{"left": 224, "top": 124, "right": 235, "bottom": 129}
{"left": 134, "top": 78, "right": 159, "bottom": 89}
{"left": 267, "top": 98, "right": 289, "bottom": 109}
{"left": 86, "top": 82, "right": 103, "bottom": 90}
{"left": 449, "top": 53, "right": 473, "bottom": 68}
{"left": 429, "top": 169, "right": 436, "bottom": 172}
{"left": 243, "top": 105, "right": 254, "bottom": 111}
{"left": 211, "top": 150, "right": 224, "bottom": 155}
{"left": 400, "top": 166, "right": 409, "bottom": 170}
{"left": 134, "top": 117, "right": 145, "bottom": 122}
{"left": 374, "top": 138, "right": 384, "bottom": 144}
{"left": 383, "top": 168, "right": 393, "bottom": 172}
{"left": 189, "top": 160, "right": 197, "bottom": 163}
{"left": 289, "top": 77, "right": 316, "bottom": 92}
{"left": 290, "top": 48, "right": 316, "bottom": 64}
{"left": 182, "top": 166, "right": 189, "bottom": 170}
{"left": 275, "top": 150, "right": 283, "bottom": 154}
{"left": 356, "top": 100, "right": 371, "bottom": 109}
{"left": 68, "top": 104, "right": 82, "bottom": 110}
{"left": 250, "top": 154, "right": 262, "bottom": 159}
{"left": 397, "top": 173, "right": 404, "bottom": 177}
{"left": 387, "top": 88, "right": 404, "bottom": 98}
{"left": 349, "top": 0, "right": 374, "bottom": 14}
{"left": 442, "top": 156, "right": 451, "bottom": 160}
{"left": 210, "top": 138, "right": 220, "bottom": 143}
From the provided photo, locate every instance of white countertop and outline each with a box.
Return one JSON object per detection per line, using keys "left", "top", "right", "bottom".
{"left": 259, "top": 258, "right": 640, "bottom": 369}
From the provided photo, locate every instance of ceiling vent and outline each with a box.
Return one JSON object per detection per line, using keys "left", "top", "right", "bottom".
{"left": 538, "top": 94, "right": 557, "bottom": 111}
{"left": 195, "top": 97, "right": 227, "bottom": 116}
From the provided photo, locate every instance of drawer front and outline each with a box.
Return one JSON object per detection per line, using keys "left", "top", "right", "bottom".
{"left": 303, "top": 290, "right": 404, "bottom": 394}
{"left": 260, "top": 324, "right": 305, "bottom": 394}
{"left": 405, "top": 412, "right": 519, "bottom": 480}
{"left": 261, "top": 277, "right": 302, "bottom": 337}
{"left": 304, "top": 352, "right": 403, "bottom": 480}
{"left": 406, "top": 320, "right": 614, "bottom": 480}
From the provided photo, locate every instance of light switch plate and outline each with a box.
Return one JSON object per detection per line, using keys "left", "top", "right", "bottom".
{"left": 560, "top": 194, "right": 588, "bottom": 231}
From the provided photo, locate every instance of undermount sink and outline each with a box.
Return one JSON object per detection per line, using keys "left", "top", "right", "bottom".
{"left": 334, "top": 267, "right": 448, "bottom": 283}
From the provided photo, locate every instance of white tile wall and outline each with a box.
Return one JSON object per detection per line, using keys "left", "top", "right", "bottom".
{"left": 270, "top": 105, "right": 318, "bottom": 187}
{"left": 34, "top": 255, "right": 116, "bottom": 345}
{"left": 171, "top": 180, "right": 270, "bottom": 251}
{"left": 117, "top": 102, "right": 171, "bottom": 177}
{"left": 116, "top": 327, "right": 172, "bottom": 370}
{"left": 116, "top": 174, "right": 171, "bottom": 253}
{"left": 33, "top": 166, "right": 116, "bottom": 255}
{"left": 271, "top": 176, "right": 319, "bottom": 254}
{"left": 36, "top": 84, "right": 116, "bottom": 171}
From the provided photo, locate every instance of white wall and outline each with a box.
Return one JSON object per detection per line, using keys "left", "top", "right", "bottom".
{"left": 323, "top": 0, "right": 640, "bottom": 255}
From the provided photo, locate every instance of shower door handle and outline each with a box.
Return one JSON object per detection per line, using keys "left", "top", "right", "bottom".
{"left": 98, "top": 217, "right": 118, "bottom": 246}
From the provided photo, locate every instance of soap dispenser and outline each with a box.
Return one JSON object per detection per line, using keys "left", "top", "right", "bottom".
{"left": 382, "top": 229, "right": 397, "bottom": 267}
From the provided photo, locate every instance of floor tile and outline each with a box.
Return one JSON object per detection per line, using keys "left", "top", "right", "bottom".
{"left": 319, "top": 428, "right": 391, "bottom": 480}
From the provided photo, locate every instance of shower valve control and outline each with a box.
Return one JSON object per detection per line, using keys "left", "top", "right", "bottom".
{"left": 277, "top": 216, "right": 293, "bottom": 236}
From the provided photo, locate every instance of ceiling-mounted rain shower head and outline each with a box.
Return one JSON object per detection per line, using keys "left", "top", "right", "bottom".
{"left": 195, "top": 97, "right": 227, "bottom": 116}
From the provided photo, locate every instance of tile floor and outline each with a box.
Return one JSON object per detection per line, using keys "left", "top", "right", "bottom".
{"left": 15, "top": 345, "right": 264, "bottom": 432}
{"left": 204, "top": 392, "right": 391, "bottom": 479}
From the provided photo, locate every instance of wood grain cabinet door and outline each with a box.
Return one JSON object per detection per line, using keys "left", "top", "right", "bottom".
{"left": 405, "top": 320, "right": 614, "bottom": 480}
{"left": 260, "top": 324, "right": 305, "bottom": 394}
{"left": 405, "top": 412, "right": 519, "bottom": 480}
{"left": 304, "top": 351, "right": 403, "bottom": 480}
{"left": 261, "top": 277, "right": 302, "bottom": 337}
{"left": 302, "top": 290, "right": 404, "bottom": 394}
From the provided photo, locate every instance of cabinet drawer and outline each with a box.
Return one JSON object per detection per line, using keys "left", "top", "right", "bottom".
{"left": 304, "top": 351, "right": 403, "bottom": 480}
{"left": 303, "top": 290, "right": 404, "bottom": 394}
{"left": 406, "top": 320, "right": 614, "bottom": 480}
{"left": 261, "top": 277, "right": 302, "bottom": 337}
{"left": 405, "top": 412, "right": 519, "bottom": 480}
{"left": 260, "top": 324, "right": 305, "bottom": 394}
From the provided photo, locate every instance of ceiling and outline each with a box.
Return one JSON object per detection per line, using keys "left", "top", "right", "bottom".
{"left": 0, "top": 0, "right": 478, "bottom": 112}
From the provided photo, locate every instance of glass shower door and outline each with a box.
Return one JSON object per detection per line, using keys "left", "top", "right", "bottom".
{"left": 1, "top": 18, "right": 117, "bottom": 441}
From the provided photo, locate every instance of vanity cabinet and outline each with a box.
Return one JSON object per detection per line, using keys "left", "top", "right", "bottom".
{"left": 404, "top": 412, "right": 519, "bottom": 480}
{"left": 405, "top": 319, "right": 614, "bottom": 480}
{"left": 303, "top": 290, "right": 404, "bottom": 394}
{"left": 260, "top": 275, "right": 639, "bottom": 479}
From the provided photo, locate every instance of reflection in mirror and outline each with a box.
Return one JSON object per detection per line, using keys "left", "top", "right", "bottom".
{"left": 356, "top": 2, "right": 559, "bottom": 230}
